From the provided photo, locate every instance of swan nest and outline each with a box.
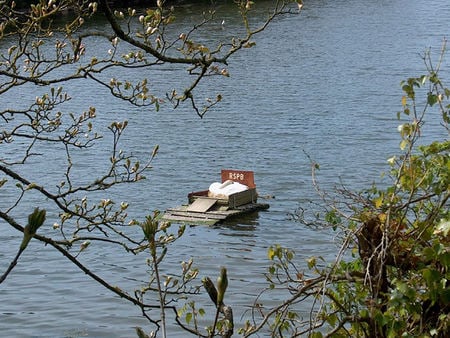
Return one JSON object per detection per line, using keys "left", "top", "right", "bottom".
{"left": 208, "top": 180, "right": 249, "bottom": 198}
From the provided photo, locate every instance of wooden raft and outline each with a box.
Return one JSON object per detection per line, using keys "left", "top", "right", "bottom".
{"left": 161, "top": 169, "right": 269, "bottom": 226}
{"left": 163, "top": 201, "right": 269, "bottom": 226}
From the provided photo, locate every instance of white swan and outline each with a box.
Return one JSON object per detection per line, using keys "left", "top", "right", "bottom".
{"left": 209, "top": 180, "right": 249, "bottom": 197}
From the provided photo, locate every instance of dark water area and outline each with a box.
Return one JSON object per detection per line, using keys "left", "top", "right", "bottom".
{"left": 1, "top": 0, "right": 449, "bottom": 336}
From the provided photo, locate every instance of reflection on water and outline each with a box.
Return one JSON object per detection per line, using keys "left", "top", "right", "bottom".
{"left": 210, "top": 211, "right": 263, "bottom": 233}
{"left": 1, "top": 0, "right": 450, "bottom": 336}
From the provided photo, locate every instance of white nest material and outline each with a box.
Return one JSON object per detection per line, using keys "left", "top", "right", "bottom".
{"left": 208, "top": 180, "right": 249, "bottom": 198}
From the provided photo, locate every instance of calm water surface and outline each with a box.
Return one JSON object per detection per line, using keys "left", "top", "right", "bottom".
{"left": 1, "top": 0, "right": 449, "bottom": 336}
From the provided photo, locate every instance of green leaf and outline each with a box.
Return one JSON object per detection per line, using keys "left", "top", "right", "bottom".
{"left": 286, "top": 250, "right": 294, "bottom": 261}
{"left": 400, "top": 139, "right": 409, "bottom": 150}
{"left": 423, "top": 247, "right": 436, "bottom": 261}
{"left": 373, "top": 196, "right": 384, "bottom": 209}
{"left": 427, "top": 93, "right": 438, "bottom": 106}
{"left": 325, "top": 210, "right": 342, "bottom": 225}
{"left": 307, "top": 256, "right": 316, "bottom": 269}
{"left": 185, "top": 312, "right": 192, "bottom": 324}
{"left": 422, "top": 268, "right": 440, "bottom": 286}
{"left": 327, "top": 313, "right": 337, "bottom": 326}
{"left": 268, "top": 246, "right": 275, "bottom": 260}
{"left": 439, "top": 251, "right": 450, "bottom": 268}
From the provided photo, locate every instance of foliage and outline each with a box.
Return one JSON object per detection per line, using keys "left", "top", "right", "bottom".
{"left": 3, "top": 0, "right": 447, "bottom": 337}
{"left": 0, "top": 0, "right": 300, "bottom": 337}
{"left": 245, "top": 43, "right": 449, "bottom": 337}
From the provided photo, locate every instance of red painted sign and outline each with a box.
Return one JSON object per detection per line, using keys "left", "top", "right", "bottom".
{"left": 221, "top": 169, "right": 255, "bottom": 188}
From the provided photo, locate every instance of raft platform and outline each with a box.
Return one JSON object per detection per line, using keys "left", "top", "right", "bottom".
{"left": 161, "top": 169, "right": 269, "bottom": 226}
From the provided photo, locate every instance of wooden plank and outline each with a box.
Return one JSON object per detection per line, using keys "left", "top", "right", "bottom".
{"left": 162, "top": 202, "right": 270, "bottom": 226}
{"left": 186, "top": 197, "right": 217, "bottom": 212}
{"left": 228, "top": 188, "right": 257, "bottom": 207}
{"left": 166, "top": 203, "right": 268, "bottom": 215}
{"left": 163, "top": 208, "right": 257, "bottom": 224}
{"left": 165, "top": 210, "right": 226, "bottom": 220}
{"left": 162, "top": 214, "right": 219, "bottom": 226}
{"left": 188, "top": 190, "right": 209, "bottom": 203}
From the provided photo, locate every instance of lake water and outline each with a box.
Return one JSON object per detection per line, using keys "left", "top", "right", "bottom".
{"left": 1, "top": 0, "right": 449, "bottom": 337}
